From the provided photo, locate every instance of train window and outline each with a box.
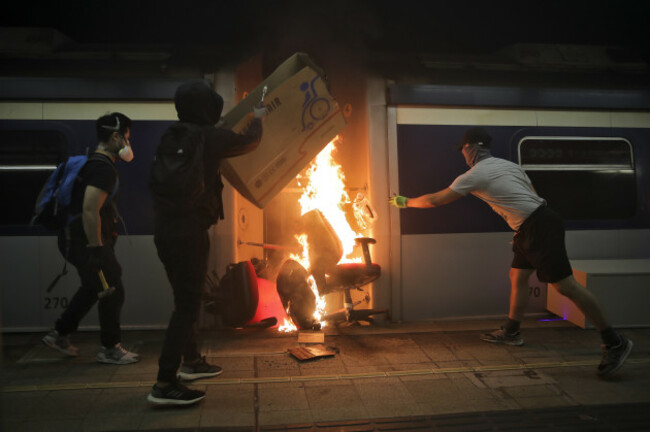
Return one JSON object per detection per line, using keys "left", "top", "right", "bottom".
{"left": 518, "top": 137, "right": 635, "bottom": 220}
{"left": 0, "top": 130, "right": 68, "bottom": 226}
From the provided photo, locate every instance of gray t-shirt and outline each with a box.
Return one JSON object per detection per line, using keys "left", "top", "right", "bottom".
{"left": 449, "top": 157, "right": 545, "bottom": 231}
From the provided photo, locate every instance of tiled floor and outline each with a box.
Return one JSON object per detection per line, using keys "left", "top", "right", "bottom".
{"left": 1, "top": 318, "right": 649, "bottom": 431}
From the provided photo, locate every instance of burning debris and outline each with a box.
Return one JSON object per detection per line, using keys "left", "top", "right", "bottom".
{"left": 276, "top": 259, "right": 319, "bottom": 330}
{"left": 276, "top": 139, "right": 385, "bottom": 331}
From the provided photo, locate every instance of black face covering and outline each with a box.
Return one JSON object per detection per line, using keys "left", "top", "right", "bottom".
{"left": 463, "top": 144, "right": 492, "bottom": 167}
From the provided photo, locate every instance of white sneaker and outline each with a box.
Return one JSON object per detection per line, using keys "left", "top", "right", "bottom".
{"left": 96, "top": 343, "right": 139, "bottom": 365}
{"left": 42, "top": 330, "right": 79, "bottom": 357}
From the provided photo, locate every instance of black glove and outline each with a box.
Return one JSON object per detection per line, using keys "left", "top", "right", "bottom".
{"left": 86, "top": 245, "right": 105, "bottom": 275}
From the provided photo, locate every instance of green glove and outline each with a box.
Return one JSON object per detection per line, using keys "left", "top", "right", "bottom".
{"left": 388, "top": 195, "right": 408, "bottom": 208}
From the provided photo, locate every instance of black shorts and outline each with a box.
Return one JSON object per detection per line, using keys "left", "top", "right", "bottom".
{"left": 511, "top": 206, "right": 573, "bottom": 283}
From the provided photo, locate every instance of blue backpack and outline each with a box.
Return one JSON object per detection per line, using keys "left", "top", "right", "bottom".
{"left": 32, "top": 154, "right": 118, "bottom": 231}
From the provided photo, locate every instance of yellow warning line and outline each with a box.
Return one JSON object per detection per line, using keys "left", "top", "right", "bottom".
{"left": 3, "top": 358, "right": 648, "bottom": 393}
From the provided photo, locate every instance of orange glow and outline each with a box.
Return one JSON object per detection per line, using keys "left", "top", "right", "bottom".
{"left": 294, "top": 137, "right": 362, "bottom": 262}
{"left": 278, "top": 318, "right": 297, "bottom": 332}
{"left": 278, "top": 136, "right": 370, "bottom": 332}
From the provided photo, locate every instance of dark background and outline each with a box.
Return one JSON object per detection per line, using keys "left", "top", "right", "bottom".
{"left": 2, "top": 0, "right": 650, "bottom": 78}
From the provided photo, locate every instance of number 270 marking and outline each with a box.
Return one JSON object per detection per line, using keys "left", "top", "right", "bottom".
{"left": 44, "top": 297, "right": 69, "bottom": 309}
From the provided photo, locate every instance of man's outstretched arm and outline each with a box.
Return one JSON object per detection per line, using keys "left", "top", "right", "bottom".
{"left": 389, "top": 187, "right": 463, "bottom": 209}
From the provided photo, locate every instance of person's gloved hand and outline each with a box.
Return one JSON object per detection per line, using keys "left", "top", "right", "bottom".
{"left": 253, "top": 106, "right": 266, "bottom": 119}
{"left": 388, "top": 195, "right": 408, "bottom": 208}
{"left": 86, "top": 245, "right": 105, "bottom": 275}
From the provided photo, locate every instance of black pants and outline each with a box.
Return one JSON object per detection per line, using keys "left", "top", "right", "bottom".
{"left": 154, "top": 224, "right": 209, "bottom": 383}
{"left": 55, "top": 236, "right": 125, "bottom": 348}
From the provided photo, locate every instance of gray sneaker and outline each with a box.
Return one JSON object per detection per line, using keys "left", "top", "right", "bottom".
{"left": 96, "top": 343, "right": 139, "bottom": 365}
{"left": 480, "top": 327, "right": 524, "bottom": 346}
{"left": 598, "top": 337, "right": 633, "bottom": 377}
{"left": 42, "top": 330, "right": 79, "bottom": 356}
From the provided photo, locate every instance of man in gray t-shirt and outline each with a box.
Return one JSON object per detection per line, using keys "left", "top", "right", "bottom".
{"left": 389, "top": 127, "right": 632, "bottom": 377}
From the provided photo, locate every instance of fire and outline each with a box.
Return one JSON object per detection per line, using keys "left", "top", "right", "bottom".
{"left": 278, "top": 318, "right": 297, "bottom": 332}
{"left": 278, "top": 136, "right": 368, "bottom": 332}
{"left": 295, "top": 138, "right": 362, "bottom": 261}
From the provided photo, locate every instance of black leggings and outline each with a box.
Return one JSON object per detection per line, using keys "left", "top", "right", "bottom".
{"left": 154, "top": 227, "right": 209, "bottom": 383}
{"left": 55, "top": 237, "right": 125, "bottom": 348}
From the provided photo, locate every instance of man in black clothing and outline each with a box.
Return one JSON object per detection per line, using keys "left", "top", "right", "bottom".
{"left": 42, "top": 112, "right": 139, "bottom": 365}
{"left": 147, "top": 80, "right": 264, "bottom": 405}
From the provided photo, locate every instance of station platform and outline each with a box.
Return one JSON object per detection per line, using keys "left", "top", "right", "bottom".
{"left": 2, "top": 317, "right": 650, "bottom": 431}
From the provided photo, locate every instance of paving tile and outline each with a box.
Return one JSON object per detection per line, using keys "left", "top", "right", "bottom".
{"left": 301, "top": 378, "right": 355, "bottom": 388}
{"left": 397, "top": 372, "right": 448, "bottom": 383}
{"left": 219, "top": 369, "right": 255, "bottom": 380}
{"left": 402, "top": 375, "right": 494, "bottom": 405}
{"left": 299, "top": 364, "right": 347, "bottom": 377}
{"left": 7, "top": 418, "right": 86, "bottom": 432}
{"left": 501, "top": 384, "right": 562, "bottom": 398}
{"left": 201, "top": 384, "right": 255, "bottom": 413}
{"left": 256, "top": 355, "right": 301, "bottom": 372}
{"left": 419, "top": 398, "right": 512, "bottom": 417}
{"left": 310, "top": 405, "right": 369, "bottom": 423}
{"left": 0, "top": 390, "right": 48, "bottom": 421}
{"left": 108, "top": 371, "right": 155, "bottom": 384}
{"left": 512, "top": 395, "right": 578, "bottom": 409}
{"left": 258, "top": 408, "right": 312, "bottom": 426}
{"left": 82, "top": 414, "right": 142, "bottom": 431}
{"left": 38, "top": 389, "right": 102, "bottom": 420}
{"left": 474, "top": 369, "right": 557, "bottom": 388}
{"left": 434, "top": 359, "right": 482, "bottom": 370}
{"left": 139, "top": 405, "right": 202, "bottom": 430}
{"left": 418, "top": 346, "right": 459, "bottom": 362}
{"left": 257, "top": 382, "right": 310, "bottom": 412}
{"left": 212, "top": 355, "right": 255, "bottom": 371}
{"left": 363, "top": 402, "right": 425, "bottom": 419}
{"left": 343, "top": 365, "right": 392, "bottom": 375}
{"left": 86, "top": 388, "right": 150, "bottom": 417}
{"left": 353, "top": 378, "right": 417, "bottom": 413}
{"left": 304, "top": 382, "right": 362, "bottom": 409}
{"left": 200, "top": 410, "right": 255, "bottom": 428}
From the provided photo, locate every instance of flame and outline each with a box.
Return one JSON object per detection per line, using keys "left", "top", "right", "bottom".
{"left": 278, "top": 318, "right": 297, "bottom": 332}
{"left": 279, "top": 137, "right": 367, "bottom": 332}
{"left": 294, "top": 138, "right": 362, "bottom": 261}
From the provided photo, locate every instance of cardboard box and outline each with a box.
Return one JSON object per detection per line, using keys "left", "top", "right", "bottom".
{"left": 220, "top": 53, "right": 347, "bottom": 209}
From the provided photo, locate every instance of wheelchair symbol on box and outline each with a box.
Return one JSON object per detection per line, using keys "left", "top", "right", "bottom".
{"left": 300, "top": 76, "right": 330, "bottom": 131}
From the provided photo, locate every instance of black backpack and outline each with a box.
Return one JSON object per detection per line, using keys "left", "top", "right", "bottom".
{"left": 203, "top": 261, "right": 259, "bottom": 328}
{"left": 149, "top": 122, "right": 205, "bottom": 215}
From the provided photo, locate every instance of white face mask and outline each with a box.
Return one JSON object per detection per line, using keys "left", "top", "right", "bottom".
{"left": 118, "top": 144, "right": 134, "bottom": 162}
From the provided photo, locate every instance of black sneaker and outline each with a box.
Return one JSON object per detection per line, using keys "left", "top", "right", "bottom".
{"left": 598, "top": 336, "right": 633, "bottom": 377}
{"left": 178, "top": 356, "right": 223, "bottom": 381}
{"left": 480, "top": 327, "right": 524, "bottom": 346}
{"left": 147, "top": 382, "right": 205, "bottom": 405}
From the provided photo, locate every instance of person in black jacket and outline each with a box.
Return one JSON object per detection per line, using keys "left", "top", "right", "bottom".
{"left": 42, "top": 112, "right": 139, "bottom": 365}
{"left": 147, "top": 80, "right": 264, "bottom": 405}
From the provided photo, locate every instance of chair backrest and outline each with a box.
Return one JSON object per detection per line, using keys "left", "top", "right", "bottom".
{"left": 302, "top": 209, "right": 343, "bottom": 272}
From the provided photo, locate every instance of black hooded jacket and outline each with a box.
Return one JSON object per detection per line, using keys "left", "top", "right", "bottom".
{"left": 157, "top": 80, "right": 262, "bottom": 231}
